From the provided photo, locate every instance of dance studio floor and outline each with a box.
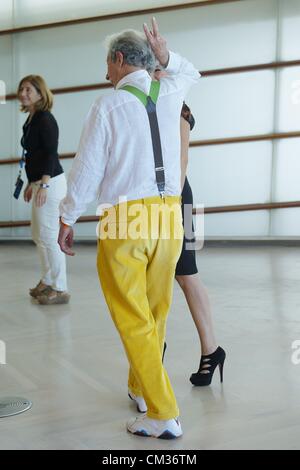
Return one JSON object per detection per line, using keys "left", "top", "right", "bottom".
{"left": 1, "top": 241, "right": 300, "bottom": 450}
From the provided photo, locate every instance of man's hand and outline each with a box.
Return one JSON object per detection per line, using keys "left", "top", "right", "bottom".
{"left": 143, "top": 17, "right": 169, "bottom": 67}
{"left": 24, "top": 184, "right": 32, "bottom": 203}
{"left": 58, "top": 222, "right": 75, "bottom": 256}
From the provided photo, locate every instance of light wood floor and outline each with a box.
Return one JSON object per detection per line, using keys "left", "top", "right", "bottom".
{"left": 1, "top": 241, "right": 300, "bottom": 450}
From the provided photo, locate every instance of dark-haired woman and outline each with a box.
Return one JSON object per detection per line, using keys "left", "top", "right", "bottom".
{"left": 154, "top": 67, "right": 226, "bottom": 386}
{"left": 176, "top": 103, "right": 225, "bottom": 386}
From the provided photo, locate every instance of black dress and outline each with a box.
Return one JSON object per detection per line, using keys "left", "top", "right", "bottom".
{"left": 175, "top": 107, "right": 198, "bottom": 276}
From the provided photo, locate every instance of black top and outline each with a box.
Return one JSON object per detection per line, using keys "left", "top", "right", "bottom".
{"left": 21, "top": 110, "right": 63, "bottom": 182}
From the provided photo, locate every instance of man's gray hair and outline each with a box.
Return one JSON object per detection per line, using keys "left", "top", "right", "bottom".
{"left": 105, "top": 29, "right": 155, "bottom": 72}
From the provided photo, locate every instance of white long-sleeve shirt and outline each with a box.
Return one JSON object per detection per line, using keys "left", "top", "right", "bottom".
{"left": 60, "top": 51, "right": 200, "bottom": 226}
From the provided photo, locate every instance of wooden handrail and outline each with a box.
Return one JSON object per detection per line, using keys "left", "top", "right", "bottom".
{"left": 201, "top": 60, "right": 300, "bottom": 76}
{"left": 189, "top": 131, "right": 300, "bottom": 147}
{"left": 2, "top": 131, "right": 300, "bottom": 166}
{"left": 0, "top": 1, "right": 240, "bottom": 36}
{"left": 5, "top": 58, "right": 300, "bottom": 102}
{"left": 1, "top": 200, "right": 300, "bottom": 228}
{"left": 194, "top": 201, "right": 300, "bottom": 214}
{"left": 0, "top": 153, "right": 76, "bottom": 165}
{"left": 6, "top": 82, "right": 112, "bottom": 101}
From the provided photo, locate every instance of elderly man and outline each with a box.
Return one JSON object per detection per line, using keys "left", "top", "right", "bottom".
{"left": 58, "top": 18, "right": 199, "bottom": 439}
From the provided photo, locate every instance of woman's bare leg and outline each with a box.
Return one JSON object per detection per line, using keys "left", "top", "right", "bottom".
{"left": 176, "top": 273, "right": 217, "bottom": 356}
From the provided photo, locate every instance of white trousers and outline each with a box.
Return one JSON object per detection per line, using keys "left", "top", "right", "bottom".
{"left": 31, "top": 173, "right": 67, "bottom": 291}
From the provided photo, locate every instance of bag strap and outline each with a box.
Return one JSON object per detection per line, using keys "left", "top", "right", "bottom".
{"left": 120, "top": 81, "right": 165, "bottom": 198}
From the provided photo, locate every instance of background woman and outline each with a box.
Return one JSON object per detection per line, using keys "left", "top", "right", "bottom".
{"left": 18, "top": 75, "right": 69, "bottom": 305}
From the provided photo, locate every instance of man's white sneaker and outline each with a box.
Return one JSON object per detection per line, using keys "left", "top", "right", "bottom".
{"left": 128, "top": 390, "right": 147, "bottom": 413}
{"left": 127, "top": 415, "right": 183, "bottom": 439}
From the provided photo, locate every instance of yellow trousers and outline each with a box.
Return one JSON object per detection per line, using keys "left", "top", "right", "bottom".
{"left": 97, "top": 196, "right": 183, "bottom": 420}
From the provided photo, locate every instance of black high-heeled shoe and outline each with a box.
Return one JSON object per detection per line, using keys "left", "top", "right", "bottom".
{"left": 190, "top": 346, "right": 226, "bottom": 386}
{"left": 162, "top": 342, "right": 167, "bottom": 363}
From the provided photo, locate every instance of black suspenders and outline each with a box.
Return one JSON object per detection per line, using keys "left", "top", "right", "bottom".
{"left": 120, "top": 81, "right": 165, "bottom": 198}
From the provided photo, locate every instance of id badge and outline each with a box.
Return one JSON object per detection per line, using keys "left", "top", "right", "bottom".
{"left": 13, "top": 175, "right": 24, "bottom": 199}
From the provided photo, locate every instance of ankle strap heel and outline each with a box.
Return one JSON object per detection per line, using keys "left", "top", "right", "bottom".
{"left": 190, "top": 346, "right": 226, "bottom": 386}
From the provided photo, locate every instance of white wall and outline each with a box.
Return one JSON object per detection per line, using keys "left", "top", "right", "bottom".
{"left": 0, "top": 0, "right": 299, "bottom": 238}
{"left": 1, "top": 0, "right": 209, "bottom": 28}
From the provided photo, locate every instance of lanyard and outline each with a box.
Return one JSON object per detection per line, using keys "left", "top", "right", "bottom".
{"left": 19, "top": 148, "right": 26, "bottom": 171}
{"left": 19, "top": 122, "right": 31, "bottom": 175}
